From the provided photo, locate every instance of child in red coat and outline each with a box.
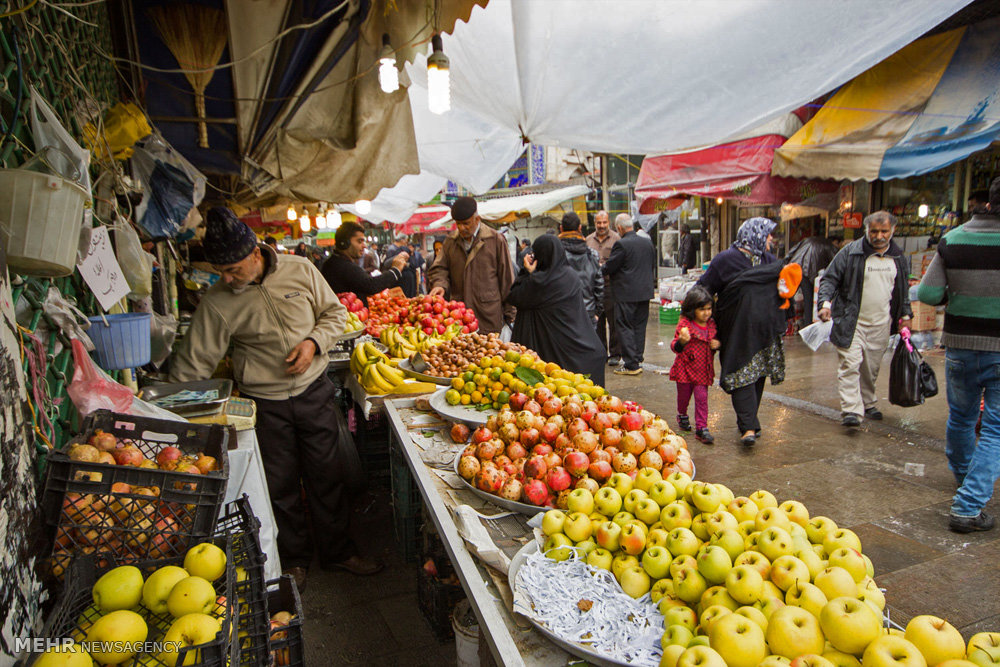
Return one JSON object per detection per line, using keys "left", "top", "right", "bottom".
{"left": 669, "top": 286, "right": 720, "bottom": 444}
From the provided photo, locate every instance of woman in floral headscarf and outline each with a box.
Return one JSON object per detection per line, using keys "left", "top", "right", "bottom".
{"left": 697, "top": 217, "right": 787, "bottom": 447}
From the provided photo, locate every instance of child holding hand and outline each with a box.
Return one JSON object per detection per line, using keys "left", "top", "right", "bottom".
{"left": 669, "top": 286, "right": 721, "bottom": 444}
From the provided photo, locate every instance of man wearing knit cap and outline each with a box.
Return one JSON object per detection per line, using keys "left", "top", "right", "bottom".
{"left": 171, "top": 207, "right": 382, "bottom": 591}
{"left": 428, "top": 196, "right": 515, "bottom": 334}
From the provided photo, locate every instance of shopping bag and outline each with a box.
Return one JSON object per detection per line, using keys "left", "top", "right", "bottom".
{"left": 66, "top": 338, "right": 134, "bottom": 415}
{"left": 888, "top": 331, "right": 925, "bottom": 407}
{"left": 798, "top": 319, "right": 832, "bottom": 352}
{"left": 920, "top": 360, "right": 938, "bottom": 399}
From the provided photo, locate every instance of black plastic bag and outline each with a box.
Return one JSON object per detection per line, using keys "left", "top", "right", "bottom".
{"left": 920, "top": 360, "right": 938, "bottom": 399}
{"left": 889, "top": 336, "right": 927, "bottom": 407}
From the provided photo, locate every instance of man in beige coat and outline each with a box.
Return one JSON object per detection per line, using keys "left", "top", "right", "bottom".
{"left": 171, "top": 208, "right": 381, "bottom": 592}
{"left": 428, "top": 197, "right": 515, "bottom": 334}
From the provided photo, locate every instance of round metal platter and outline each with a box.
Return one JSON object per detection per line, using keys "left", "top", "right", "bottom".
{"left": 428, "top": 387, "right": 495, "bottom": 426}
{"left": 398, "top": 358, "right": 452, "bottom": 386}
{"left": 452, "top": 450, "right": 546, "bottom": 515}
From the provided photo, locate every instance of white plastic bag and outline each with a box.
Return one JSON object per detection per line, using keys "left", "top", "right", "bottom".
{"left": 30, "top": 87, "right": 92, "bottom": 197}
{"left": 132, "top": 134, "right": 206, "bottom": 238}
{"left": 500, "top": 323, "right": 513, "bottom": 343}
{"left": 114, "top": 220, "right": 153, "bottom": 298}
{"left": 798, "top": 319, "right": 833, "bottom": 352}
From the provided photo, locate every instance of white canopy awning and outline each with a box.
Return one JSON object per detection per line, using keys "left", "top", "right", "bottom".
{"left": 426, "top": 184, "right": 590, "bottom": 230}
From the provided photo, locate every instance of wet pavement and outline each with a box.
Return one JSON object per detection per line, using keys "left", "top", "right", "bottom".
{"left": 303, "top": 304, "right": 999, "bottom": 664}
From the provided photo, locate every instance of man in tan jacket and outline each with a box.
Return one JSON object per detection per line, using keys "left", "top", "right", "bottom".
{"left": 428, "top": 197, "right": 515, "bottom": 334}
{"left": 171, "top": 208, "right": 381, "bottom": 591}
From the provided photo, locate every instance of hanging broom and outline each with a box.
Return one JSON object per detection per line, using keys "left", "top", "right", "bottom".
{"left": 148, "top": 3, "right": 228, "bottom": 149}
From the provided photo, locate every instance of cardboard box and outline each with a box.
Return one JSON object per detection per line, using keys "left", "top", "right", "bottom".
{"left": 910, "top": 301, "right": 937, "bottom": 331}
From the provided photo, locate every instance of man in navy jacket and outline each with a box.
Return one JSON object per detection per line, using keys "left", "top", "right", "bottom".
{"left": 604, "top": 214, "right": 657, "bottom": 374}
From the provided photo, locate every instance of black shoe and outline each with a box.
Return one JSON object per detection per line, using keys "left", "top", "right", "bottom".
{"left": 284, "top": 566, "right": 308, "bottom": 593}
{"left": 949, "top": 510, "right": 995, "bottom": 533}
{"left": 864, "top": 407, "right": 883, "bottom": 421}
{"left": 695, "top": 428, "right": 714, "bottom": 445}
{"left": 842, "top": 414, "right": 861, "bottom": 427}
{"left": 607, "top": 356, "right": 621, "bottom": 367}
{"left": 740, "top": 433, "right": 756, "bottom": 447}
{"left": 677, "top": 415, "right": 691, "bottom": 431}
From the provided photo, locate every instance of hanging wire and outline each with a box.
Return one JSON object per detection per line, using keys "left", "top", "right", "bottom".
{"left": 0, "top": 0, "right": 39, "bottom": 19}
{"left": 0, "top": 24, "right": 24, "bottom": 154}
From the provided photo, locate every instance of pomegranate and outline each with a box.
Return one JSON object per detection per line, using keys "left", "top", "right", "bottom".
{"left": 572, "top": 431, "right": 599, "bottom": 455}
{"left": 139, "top": 459, "right": 157, "bottom": 469}
{"left": 497, "top": 410, "right": 517, "bottom": 426}
{"left": 532, "top": 443, "right": 553, "bottom": 457}
{"left": 540, "top": 423, "right": 561, "bottom": 444}
{"left": 514, "top": 411, "right": 535, "bottom": 431}
{"left": 523, "top": 400, "right": 542, "bottom": 416}
{"left": 656, "top": 443, "right": 678, "bottom": 464}
{"left": 589, "top": 448, "right": 612, "bottom": 464}
{"left": 88, "top": 430, "right": 118, "bottom": 452}
{"left": 553, "top": 433, "right": 573, "bottom": 454}
{"left": 519, "top": 428, "right": 540, "bottom": 448}
{"left": 541, "top": 398, "right": 563, "bottom": 417}
{"left": 640, "top": 409, "right": 656, "bottom": 426}
{"left": 621, "top": 431, "right": 647, "bottom": 456}
{"left": 588, "top": 460, "right": 613, "bottom": 482}
{"left": 506, "top": 442, "right": 527, "bottom": 460}
{"left": 113, "top": 446, "right": 144, "bottom": 467}
{"left": 473, "top": 426, "right": 493, "bottom": 443}
{"left": 590, "top": 412, "right": 612, "bottom": 434}
{"left": 508, "top": 393, "right": 529, "bottom": 411}
{"left": 67, "top": 443, "right": 100, "bottom": 463}
{"left": 533, "top": 387, "right": 554, "bottom": 404}
{"left": 450, "top": 423, "right": 471, "bottom": 443}
{"left": 462, "top": 444, "right": 478, "bottom": 458}
{"left": 475, "top": 467, "right": 504, "bottom": 494}
{"left": 485, "top": 415, "right": 499, "bottom": 432}
{"left": 155, "top": 446, "right": 183, "bottom": 467}
{"left": 563, "top": 451, "right": 590, "bottom": 478}
{"left": 499, "top": 478, "right": 523, "bottom": 501}
{"left": 556, "top": 489, "right": 573, "bottom": 510}
{"left": 194, "top": 454, "right": 218, "bottom": 474}
{"left": 498, "top": 423, "right": 520, "bottom": 444}
{"left": 560, "top": 402, "right": 582, "bottom": 421}
{"left": 523, "top": 455, "right": 548, "bottom": 480}
{"left": 606, "top": 396, "right": 624, "bottom": 413}
{"left": 607, "top": 412, "right": 622, "bottom": 428}
{"left": 545, "top": 414, "right": 566, "bottom": 431}
{"left": 97, "top": 452, "right": 116, "bottom": 466}
{"left": 477, "top": 440, "right": 499, "bottom": 461}
{"left": 110, "top": 482, "right": 132, "bottom": 494}
{"left": 542, "top": 451, "right": 562, "bottom": 471}
{"left": 604, "top": 446, "right": 621, "bottom": 460}
{"left": 620, "top": 412, "right": 644, "bottom": 432}
{"left": 639, "top": 450, "right": 664, "bottom": 471}
{"left": 522, "top": 480, "right": 549, "bottom": 506}
{"left": 533, "top": 414, "right": 547, "bottom": 431}
{"left": 494, "top": 454, "right": 512, "bottom": 469}
{"left": 642, "top": 426, "right": 664, "bottom": 450}
{"left": 612, "top": 451, "right": 638, "bottom": 474}
{"left": 601, "top": 427, "right": 622, "bottom": 449}
{"left": 566, "top": 418, "right": 589, "bottom": 439}
{"left": 575, "top": 476, "right": 600, "bottom": 494}
{"left": 546, "top": 466, "right": 572, "bottom": 492}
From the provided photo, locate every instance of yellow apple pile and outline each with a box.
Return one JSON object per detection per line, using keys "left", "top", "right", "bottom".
{"left": 538, "top": 476, "right": 996, "bottom": 667}
{"left": 269, "top": 608, "right": 298, "bottom": 667}
{"left": 35, "top": 542, "right": 228, "bottom": 666}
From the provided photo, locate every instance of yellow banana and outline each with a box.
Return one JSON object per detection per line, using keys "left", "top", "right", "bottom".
{"left": 363, "top": 341, "right": 383, "bottom": 360}
{"left": 363, "top": 364, "right": 394, "bottom": 393}
{"left": 390, "top": 381, "right": 438, "bottom": 395}
{"left": 378, "top": 361, "right": 406, "bottom": 386}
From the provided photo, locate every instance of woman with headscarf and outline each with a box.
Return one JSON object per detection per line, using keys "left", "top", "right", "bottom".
{"left": 697, "top": 217, "right": 788, "bottom": 447}
{"left": 507, "top": 235, "right": 607, "bottom": 386}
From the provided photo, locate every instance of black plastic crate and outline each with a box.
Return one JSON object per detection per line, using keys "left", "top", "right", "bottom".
{"left": 266, "top": 575, "right": 305, "bottom": 667}
{"left": 25, "top": 537, "right": 239, "bottom": 667}
{"left": 216, "top": 497, "right": 269, "bottom": 667}
{"left": 389, "top": 432, "right": 422, "bottom": 562}
{"left": 353, "top": 408, "right": 390, "bottom": 485}
{"left": 42, "top": 411, "right": 230, "bottom": 571}
{"left": 416, "top": 548, "right": 466, "bottom": 642}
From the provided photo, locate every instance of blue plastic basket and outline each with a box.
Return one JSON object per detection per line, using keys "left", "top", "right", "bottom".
{"left": 87, "top": 312, "right": 151, "bottom": 369}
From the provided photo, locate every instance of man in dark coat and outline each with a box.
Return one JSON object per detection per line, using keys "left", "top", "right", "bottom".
{"left": 604, "top": 214, "right": 656, "bottom": 375}
{"left": 557, "top": 212, "right": 604, "bottom": 322}
{"left": 678, "top": 223, "right": 697, "bottom": 273}
{"left": 383, "top": 232, "right": 420, "bottom": 297}
{"left": 322, "top": 221, "right": 408, "bottom": 303}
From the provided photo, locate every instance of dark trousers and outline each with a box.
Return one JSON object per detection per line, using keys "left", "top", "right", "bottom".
{"left": 246, "top": 375, "right": 355, "bottom": 568}
{"left": 597, "top": 293, "right": 620, "bottom": 357}
{"left": 615, "top": 300, "right": 650, "bottom": 371}
{"left": 731, "top": 377, "right": 767, "bottom": 434}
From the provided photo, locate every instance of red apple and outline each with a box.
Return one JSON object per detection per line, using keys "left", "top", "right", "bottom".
{"left": 564, "top": 451, "right": 590, "bottom": 478}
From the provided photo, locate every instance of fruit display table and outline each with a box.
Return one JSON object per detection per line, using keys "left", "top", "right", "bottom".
{"left": 383, "top": 398, "right": 572, "bottom": 667}
{"left": 226, "top": 428, "right": 282, "bottom": 580}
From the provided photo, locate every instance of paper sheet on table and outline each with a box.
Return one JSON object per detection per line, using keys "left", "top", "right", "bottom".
{"left": 454, "top": 505, "right": 532, "bottom": 575}
{"left": 799, "top": 319, "right": 833, "bottom": 351}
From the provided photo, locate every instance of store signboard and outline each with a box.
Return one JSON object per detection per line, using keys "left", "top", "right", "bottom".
{"left": 843, "top": 212, "right": 863, "bottom": 229}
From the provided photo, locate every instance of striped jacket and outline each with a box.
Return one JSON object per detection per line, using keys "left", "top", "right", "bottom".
{"left": 917, "top": 214, "right": 1000, "bottom": 352}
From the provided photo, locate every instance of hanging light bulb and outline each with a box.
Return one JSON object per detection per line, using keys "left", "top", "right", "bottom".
{"left": 918, "top": 204, "right": 929, "bottom": 218}
{"left": 427, "top": 34, "right": 450, "bottom": 114}
{"left": 316, "top": 212, "right": 327, "bottom": 230}
{"left": 378, "top": 33, "right": 399, "bottom": 93}
{"left": 299, "top": 215, "right": 311, "bottom": 232}
{"left": 355, "top": 199, "right": 372, "bottom": 216}
{"left": 287, "top": 205, "right": 297, "bottom": 221}
{"left": 716, "top": 197, "right": 724, "bottom": 205}
{"left": 328, "top": 209, "right": 342, "bottom": 229}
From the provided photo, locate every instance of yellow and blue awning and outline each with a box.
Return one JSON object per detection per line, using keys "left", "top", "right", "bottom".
{"left": 773, "top": 17, "right": 1000, "bottom": 181}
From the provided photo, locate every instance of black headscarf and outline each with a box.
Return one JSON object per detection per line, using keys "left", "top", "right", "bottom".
{"left": 507, "top": 235, "right": 607, "bottom": 385}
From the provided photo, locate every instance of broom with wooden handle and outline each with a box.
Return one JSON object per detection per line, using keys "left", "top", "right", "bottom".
{"left": 148, "top": 4, "right": 227, "bottom": 149}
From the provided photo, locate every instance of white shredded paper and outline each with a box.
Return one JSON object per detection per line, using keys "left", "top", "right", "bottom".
{"left": 513, "top": 550, "right": 663, "bottom": 666}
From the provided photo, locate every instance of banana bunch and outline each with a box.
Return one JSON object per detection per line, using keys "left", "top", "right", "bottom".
{"left": 343, "top": 311, "right": 364, "bottom": 333}
{"left": 351, "top": 341, "right": 437, "bottom": 396}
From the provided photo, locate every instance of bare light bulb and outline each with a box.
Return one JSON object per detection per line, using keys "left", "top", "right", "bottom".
{"left": 918, "top": 204, "right": 929, "bottom": 218}
{"left": 355, "top": 199, "right": 372, "bottom": 216}
{"left": 328, "top": 209, "right": 342, "bottom": 229}
{"left": 378, "top": 34, "right": 399, "bottom": 93}
{"left": 287, "top": 205, "right": 297, "bottom": 221}
{"left": 299, "top": 215, "right": 310, "bottom": 232}
{"left": 316, "top": 213, "right": 327, "bottom": 230}
{"left": 427, "top": 34, "right": 450, "bottom": 114}
{"left": 716, "top": 197, "right": 723, "bottom": 205}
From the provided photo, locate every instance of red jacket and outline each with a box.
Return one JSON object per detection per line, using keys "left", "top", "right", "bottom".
{"left": 668, "top": 316, "right": 717, "bottom": 385}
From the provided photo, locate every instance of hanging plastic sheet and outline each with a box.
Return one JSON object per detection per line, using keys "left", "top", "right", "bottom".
{"left": 132, "top": 135, "right": 206, "bottom": 238}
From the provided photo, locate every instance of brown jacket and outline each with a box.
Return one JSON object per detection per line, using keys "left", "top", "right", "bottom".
{"left": 427, "top": 224, "right": 515, "bottom": 334}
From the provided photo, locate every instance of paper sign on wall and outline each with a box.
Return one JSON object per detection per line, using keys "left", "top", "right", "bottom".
{"left": 77, "top": 226, "right": 130, "bottom": 311}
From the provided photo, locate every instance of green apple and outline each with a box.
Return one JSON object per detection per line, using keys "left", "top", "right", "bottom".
{"left": 142, "top": 565, "right": 190, "bottom": 615}
{"left": 666, "top": 527, "right": 701, "bottom": 558}
{"left": 612, "top": 511, "right": 636, "bottom": 528}
{"left": 621, "top": 522, "right": 647, "bottom": 556}
{"left": 699, "top": 585, "right": 739, "bottom": 612}
{"left": 790, "top": 656, "right": 836, "bottom": 667}
{"left": 651, "top": 577, "right": 675, "bottom": 603}
{"left": 574, "top": 538, "right": 597, "bottom": 556}
{"left": 714, "top": 484, "right": 735, "bottom": 507}
{"left": 660, "top": 644, "right": 687, "bottom": 667}
{"left": 659, "top": 593, "right": 689, "bottom": 614}
{"left": 563, "top": 511, "right": 593, "bottom": 542}
{"left": 699, "top": 605, "right": 732, "bottom": 633}
{"left": 710, "top": 529, "right": 745, "bottom": 563}
{"left": 758, "top": 526, "right": 795, "bottom": 562}
{"left": 729, "top": 497, "right": 760, "bottom": 523}
{"left": 725, "top": 564, "right": 764, "bottom": 605}
{"left": 619, "top": 565, "right": 652, "bottom": 599}
{"left": 968, "top": 632, "right": 1000, "bottom": 667}
{"left": 634, "top": 467, "right": 663, "bottom": 493}
{"left": 820, "top": 597, "right": 882, "bottom": 656}
{"left": 748, "top": 489, "right": 778, "bottom": 510}
{"left": 86, "top": 609, "right": 148, "bottom": 663}
{"left": 778, "top": 500, "right": 810, "bottom": 527}
{"left": 670, "top": 554, "right": 698, "bottom": 579}
{"left": 606, "top": 472, "right": 634, "bottom": 497}
{"left": 648, "top": 528, "right": 670, "bottom": 549}
{"left": 863, "top": 554, "right": 875, "bottom": 578}
{"left": 588, "top": 511, "right": 607, "bottom": 535}
{"left": 734, "top": 551, "right": 771, "bottom": 580}
{"left": 708, "top": 612, "right": 767, "bottom": 667}
{"left": 705, "top": 510, "right": 739, "bottom": 536}
{"left": 634, "top": 498, "right": 662, "bottom": 526}
{"left": 566, "top": 488, "right": 595, "bottom": 515}
{"left": 860, "top": 636, "right": 927, "bottom": 667}
{"left": 755, "top": 596, "right": 786, "bottom": 619}
{"left": 648, "top": 480, "right": 678, "bottom": 507}
{"left": 596, "top": 520, "right": 622, "bottom": 551}
{"left": 673, "top": 568, "right": 708, "bottom": 604}
{"left": 160, "top": 613, "right": 222, "bottom": 666}
{"left": 762, "top": 580, "right": 785, "bottom": 602}
{"left": 663, "top": 624, "right": 695, "bottom": 648}
{"left": 744, "top": 530, "right": 762, "bottom": 552}
{"left": 664, "top": 605, "right": 699, "bottom": 632}
{"left": 690, "top": 513, "right": 712, "bottom": 542}
{"left": 612, "top": 553, "right": 640, "bottom": 580}
{"left": 690, "top": 483, "right": 722, "bottom": 514}
{"left": 167, "top": 576, "right": 217, "bottom": 617}
{"left": 736, "top": 520, "right": 756, "bottom": 540}
{"left": 641, "top": 545, "right": 673, "bottom": 580}
{"left": 795, "top": 548, "right": 826, "bottom": 579}
{"left": 857, "top": 579, "right": 886, "bottom": 615}
{"left": 623, "top": 488, "right": 649, "bottom": 515}
{"left": 814, "top": 567, "right": 858, "bottom": 601}
{"left": 183, "top": 542, "right": 227, "bottom": 582}
{"left": 543, "top": 533, "right": 574, "bottom": 561}
{"left": 734, "top": 604, "right": 768, "bottom": 632}
{"left": 586, "top": 547, "right": 614, "bottom": 571}
{"left": 677, "top": 646, "right": 727, "bottom": 667}
{"left": 541, "top": 509, "right": 567, "bottom": 536}
{"left": 696, "top": 545, "right": 732, "bottom": 585}
{"left": 688, "top": 635, "right": 711, "bottom": 647}
{"left": 784, "top": 581, "right": 827, "bottom": 618}
{"left": 93, "top": 565, "right": 144, "bottom": 612}
{"left": 930, "top": 661, "right": 976, "bottom": 667}
{"left": 822, "top": 648, "right": 863, "bottom": 667}
{"left": 34, "top": 642, "right": 94, "bottom": 667}
{"left": 594, "top": 486, "right": 623, "bottom": 517}
{"left": 661, "top": 501, "right": 695, "bottom": 530}
{"left": 759, "top": 658, "right": 792, "bottom": 667}
{"left": 813, "top": 543, "right": 829, "bottom": 558}
{"left": 903, "top": 615, "right": 965, "bottom": 666}
{"left": 666, "top": 471, "right": 693, "bottom": 498}
{"left": 755, "top": 506, "right": 793, "bottom": 533}
{"left": 828, "top": 548, "right": 867, "bottom": 583}
{"left": 823, "top": 528, "right": 862, "bottom": 555}
{"left": 765, "top": 606, "right": 825, "bottom": 658}
{"left": 770, "top": 555, "right": 810, "bottom": 592}
{"left": 806, "top": 516, "right": 839, "bottom": 545}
